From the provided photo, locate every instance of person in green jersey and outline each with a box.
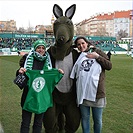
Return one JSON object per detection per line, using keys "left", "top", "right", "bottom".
{"left": 16, "top": 39, "right": 64, "bottom": 133}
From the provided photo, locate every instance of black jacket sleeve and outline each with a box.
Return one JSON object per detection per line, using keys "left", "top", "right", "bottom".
{"left": 16, "top": 54, "right": 28, "bottom": 76}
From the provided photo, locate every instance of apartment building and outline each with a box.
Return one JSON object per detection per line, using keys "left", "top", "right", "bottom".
{"left": 129, "top": 10, "right": 133, "bottom": 37}
{"left": 114, "top": 10, "right": 131, "bottom": 37}
{"left": 97, "top": 12, "right": 114, "bottom": 36}
{"left": 76, "top": 10, "right": 132, "bottom": 38}
{"left": 0, "top": 20, "right": 17, "bottom": 32}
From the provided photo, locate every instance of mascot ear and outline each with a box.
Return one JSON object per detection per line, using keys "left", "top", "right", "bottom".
{"left": 53, "top": 4, "right": 63, "bottom": 19}
{"left": 65, "top": 4, "right": 76, "bottom": 19}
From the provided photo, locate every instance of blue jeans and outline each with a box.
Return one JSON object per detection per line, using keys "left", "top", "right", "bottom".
{"left": 79, "top": 105, "right": 103, "bottom": 133}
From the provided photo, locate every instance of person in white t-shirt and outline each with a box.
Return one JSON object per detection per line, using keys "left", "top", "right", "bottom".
{"left": 70, "top": 36, "right": 112, "bottom": 133}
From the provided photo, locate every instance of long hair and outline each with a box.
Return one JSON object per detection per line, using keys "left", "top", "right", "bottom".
{"left": 74, "top": 36, "right": 93, "bottom": 48}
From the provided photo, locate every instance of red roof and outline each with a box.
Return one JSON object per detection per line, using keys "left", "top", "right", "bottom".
{"left": 114, "top": 10, "right": 131, "bottom": 18}
{"left": 97, "top": 13, "right": 114, "bottom": 20}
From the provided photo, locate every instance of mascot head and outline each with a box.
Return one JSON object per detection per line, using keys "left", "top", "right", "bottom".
{"left": 50, "top": 4, "right": 76, "bottom": 60}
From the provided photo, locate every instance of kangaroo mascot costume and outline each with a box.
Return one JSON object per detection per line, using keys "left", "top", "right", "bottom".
{"left": 43, "top": 4, "right": 81, "bottom": 133}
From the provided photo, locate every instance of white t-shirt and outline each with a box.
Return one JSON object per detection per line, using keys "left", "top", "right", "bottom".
{"left": 70, "top": 52, "right": 102, "bottom": 106}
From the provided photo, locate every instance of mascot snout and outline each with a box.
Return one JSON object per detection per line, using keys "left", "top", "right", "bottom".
{"left": 57, "top": 36, "right": 65, "bottom": 44}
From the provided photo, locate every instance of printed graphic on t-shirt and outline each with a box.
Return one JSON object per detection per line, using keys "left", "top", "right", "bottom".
{"left": 32, "top": 77, "right": 45, "bottom": 92}
{"left": 80, "top": 59, "right": 94, "bottom": 72}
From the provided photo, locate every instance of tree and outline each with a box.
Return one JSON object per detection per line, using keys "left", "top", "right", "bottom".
{"left": 17, "top": 27, "right": 26, "bottom": 33}
{"left": 117, "top": 29, "right": 128, "bottom": 40}
{"left": 27, "top": 26, "right": 34, "bottom": 33}
{"left": 96, "top": 27, "right": 109, "bottom": 36}
{"left": 76, "top": 26, "right": 86, "bottom": 35}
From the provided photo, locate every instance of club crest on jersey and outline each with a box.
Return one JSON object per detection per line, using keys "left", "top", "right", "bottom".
{"left": 32, "top": 77, "right": 45, "bottom": 92}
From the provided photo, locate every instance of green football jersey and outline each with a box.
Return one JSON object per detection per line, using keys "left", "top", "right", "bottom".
{"left": 23, "top": 68, "right": 63, "bottom": 114}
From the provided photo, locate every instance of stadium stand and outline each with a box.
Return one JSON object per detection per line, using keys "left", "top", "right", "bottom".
{"left": 0, "top": 33, "right": 128, "bottom": 56}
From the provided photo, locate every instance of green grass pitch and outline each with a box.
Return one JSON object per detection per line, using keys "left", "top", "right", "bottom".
{"left": 0, "top": 54, "right": 132, "bottom": 133}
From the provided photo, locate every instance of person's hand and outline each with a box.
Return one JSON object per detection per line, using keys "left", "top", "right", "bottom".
{"left": 86, "top": 52, "right": 99, "bottom": 59}
{"left": 58, "top": 68, "right": 64, "bottom": 74}
{"left": 19, "top": 67, "right": 26, "bottom": 74}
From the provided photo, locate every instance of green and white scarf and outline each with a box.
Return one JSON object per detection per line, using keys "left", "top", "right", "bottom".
{"left": 24, "top": 50, "right": 52, "bottom": 70}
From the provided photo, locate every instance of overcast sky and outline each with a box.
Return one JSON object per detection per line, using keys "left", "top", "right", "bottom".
{"left": 0, "top": 0, "right": 132, "bottom": 29}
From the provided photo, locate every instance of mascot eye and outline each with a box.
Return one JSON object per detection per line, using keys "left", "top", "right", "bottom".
{"left": 54, "top": 20, "right": 60, "bottom": 25}
{"left": 66, "top": 20, "right": 72, "bottom": 25}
